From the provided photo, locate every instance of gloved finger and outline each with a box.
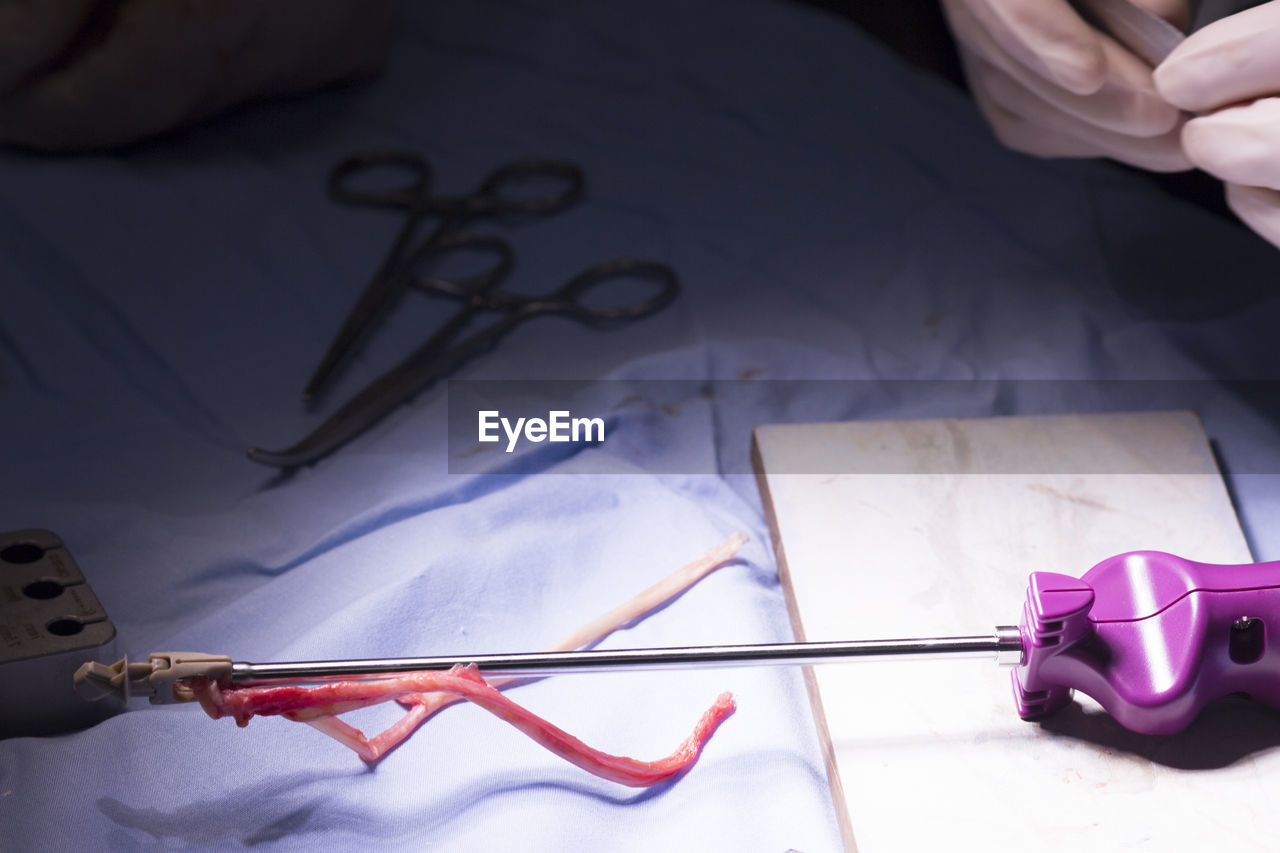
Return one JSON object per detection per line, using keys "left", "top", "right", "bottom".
{"left": 942, "top": 0, "right": 1100, "bottom": 94}
{"left": 956, "top": 0, "right": 1107, "bottom": 94}
{"left": 1154, "top": 0, "right": 1280, "bottom": 112}
{"left": 0, "top": 0, "right": 98, "bottom": 95}
{"left": 1181, "top": 97, "right": 1280, "bottom": 190}
{"left": 962, "top": 48, "right": 1130, "bottom": 159}
{"left": 1226, "top": 183, "right": 1280, "bottom": 250}
{"left": 946, "top": 0, "right": 1182, "bottom": 137}
{"left": 968, "top": 74, "right": 1111, "bottom": 158}
{"left": 968, "top": 52, "right": 1192, "bottom": 171}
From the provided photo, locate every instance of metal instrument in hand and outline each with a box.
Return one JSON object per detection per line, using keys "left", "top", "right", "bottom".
{"left": 250, "top": 230, "right": 678, "bottom": 467}
{"left": 76, "top": 551, "right": 1280, "bottom": 736}
{"left": 251, "top": 151, "right": 679, "bottom": 467}
{"left": 304, "top": 151, "right": 585, "bottom": 400}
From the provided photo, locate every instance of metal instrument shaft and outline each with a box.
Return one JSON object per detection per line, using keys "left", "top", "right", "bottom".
{"left": 230, "top": 627, "right": 1024, "bottom": 686}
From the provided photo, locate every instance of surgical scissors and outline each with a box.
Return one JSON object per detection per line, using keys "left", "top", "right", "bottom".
{"left": 248, "top": 232, "right": 679, "bottom": 467}
{"left": 303, "top": 151, "right": 586, "bottom": 400}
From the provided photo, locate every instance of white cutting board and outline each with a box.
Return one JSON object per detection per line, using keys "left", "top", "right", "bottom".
{"left": 753, "top": 411, "right": 1269, "bottom": 853}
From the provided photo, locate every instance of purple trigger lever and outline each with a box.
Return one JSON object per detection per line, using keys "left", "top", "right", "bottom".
{"left": 1014, "top": 552, "right": 1280, "bottom": 734}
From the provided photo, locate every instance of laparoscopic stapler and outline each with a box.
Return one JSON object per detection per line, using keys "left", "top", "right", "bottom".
{"left": 75, "top": 551, "right": 1280, "bottom": 737}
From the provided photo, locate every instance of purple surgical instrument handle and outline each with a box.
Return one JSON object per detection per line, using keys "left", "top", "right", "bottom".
{"left": 1015, "top": 551, "right": 1280, "bottom": 734}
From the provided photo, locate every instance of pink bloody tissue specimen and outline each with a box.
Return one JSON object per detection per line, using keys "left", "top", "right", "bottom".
{"left": 190, "top": 665, "right": 735, "bottom": 787}
{"left": 184, "top": 533, "right": 748, "bottom": 786}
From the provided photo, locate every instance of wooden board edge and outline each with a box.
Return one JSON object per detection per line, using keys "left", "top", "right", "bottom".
{"left": 751, "top": 429, "right": 859, "bottom": 853}
{"left": 1185, "top": 409, "right": 1256, "bottom": 561}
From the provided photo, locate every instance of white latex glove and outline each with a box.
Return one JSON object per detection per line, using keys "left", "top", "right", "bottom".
{"left": 941, "top": 0, "right": 1194, "bottom": 171}
{"left": 1155, "top": 2, "right": 1280, "bottom": 249}
{"left": 0, "top": 0, "right": 399, "bottom": 151}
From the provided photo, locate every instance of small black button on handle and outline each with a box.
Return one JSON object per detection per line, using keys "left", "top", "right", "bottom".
{"left": 1230, "top": 617, "right": 1266, "bottom": 664}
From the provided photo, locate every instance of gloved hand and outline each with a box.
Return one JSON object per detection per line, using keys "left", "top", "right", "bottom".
{"left": 0, "top": 0, "right": 399, "bottom": 151}
{"left": 1155, "top": 2, "right": 1280, "bottom": 249}
{"left": 941, "top": 0, "right": 1194, "bottom": 171}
